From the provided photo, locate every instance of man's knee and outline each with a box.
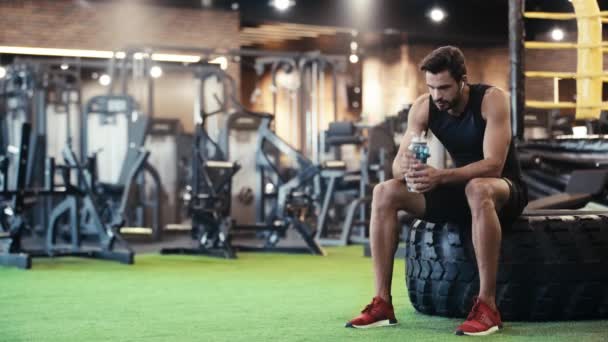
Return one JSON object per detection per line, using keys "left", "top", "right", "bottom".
{"left": 372, "top": 180, "right": 400, "bottom": 211}
{"left": 465, "top": 178, "right": 495, "bottom": 211}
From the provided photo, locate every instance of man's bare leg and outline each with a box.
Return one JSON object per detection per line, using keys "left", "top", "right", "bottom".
{"left": 465, "top": 178, "right": 510, "bottom": 311}
{"left": 370, "top": 179, "right": 426, "bottom": 303}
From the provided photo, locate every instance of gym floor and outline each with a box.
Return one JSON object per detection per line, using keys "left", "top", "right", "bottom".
{"left": 2, "top": 246, "right": 606, "bottom": 342}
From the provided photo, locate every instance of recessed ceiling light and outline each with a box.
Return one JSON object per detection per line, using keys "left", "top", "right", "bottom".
{"left": 149, "top": 65, "right": 163, "bottom": 78}
{"left": 551, "top": 28, "right": 565, "bottom": 41}
{"left": 429, "top": 8, "right": 445, "bottom": 23}
{"left": 99, "top": 74, "right": 111, "bottom": 86}
{"left": 269, "top": 0, "right": 295, "bottom": 11}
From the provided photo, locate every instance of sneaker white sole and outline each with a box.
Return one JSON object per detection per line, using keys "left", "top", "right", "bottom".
{"left": 460, "top": 325, "right": 501, "bottom": 336}
{"left": 351, "top": 320, "right": 398, "bottom": 329}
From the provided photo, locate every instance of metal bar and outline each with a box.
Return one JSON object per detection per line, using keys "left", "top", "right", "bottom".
{"left": 148, "top": 58, "right": 155, "bottom": 117}
{"left": 525, "top": 41, "right": 608, "bottom": 49}
{"left": 553, "top": 77, "right": 559, "bottom": 103}
{"left": 12, "top": 123, "right": 31, "bottom": 212}
{"left": 525, "top": 71, "right": 608, "bottom": 79}
{"left": 572, "top": 0, "right": 603, "bottom": 119}
{"left": 315, "top": 175, "right": 337, "bottom": 239}
{"left": 524, "top": 11, "right": 608, "bottom": 20}
{"left": 510, "top": 0, "right": 525, "bottom": 139}
{"left": 311, "top": 62, "right": 318, "bottom": 164}
{"left": 525, "top": 100, "right": 608, "bottom": 109}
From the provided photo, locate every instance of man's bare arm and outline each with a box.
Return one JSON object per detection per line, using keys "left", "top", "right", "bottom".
{"left": 392, "top": 95, "right": 429, "bottom": 180}
{"left": 440, "top": 88, "right": 511, "bottom": 184}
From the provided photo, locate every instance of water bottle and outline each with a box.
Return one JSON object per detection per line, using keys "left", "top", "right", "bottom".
{"left": 406, "top": 133, "right": 431, "bottom": 192}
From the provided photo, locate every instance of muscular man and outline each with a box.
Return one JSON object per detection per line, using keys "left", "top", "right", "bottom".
{"left": 345, "top": 46, "right": 528, "bottom": 336}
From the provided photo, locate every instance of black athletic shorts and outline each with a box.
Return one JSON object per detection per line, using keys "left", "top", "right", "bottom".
{"left": 421, "top": 178, "right": 528, "bottom": 226}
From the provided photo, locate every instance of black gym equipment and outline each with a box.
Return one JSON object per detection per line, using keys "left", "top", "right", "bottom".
{"left": 525, "top": 169, "right": 608, "bottom": 210}
{"left": 46, "top": 144, "right": 134, "bottom": 266}
{"left": 0, "top": 63, "right": 50, "bottom": 234}
{"left": 179, "top": 66, "right": 330, "bottom": 256}
{"left": 232, "top": 113, "right": 329, "bottom": 255}
{"left": 0, "top": 123, "right": 134, "bottom": 269}
{"left": 82, "top": 95, "right": 163, "bottom": 240}
{"left": 145, "top": 118, "right": 192, "bottom": 227}
{"left": 315, "top": 120, "right": 397, "bottom": 246}
{"left": 161, "top": 65, "right": 240, "bottom": 259}
{"left": 314, "top": 121, "right": 363, "bottom": 246}
{"left": 518, "top": 137, "right": 608, "bottom": 203}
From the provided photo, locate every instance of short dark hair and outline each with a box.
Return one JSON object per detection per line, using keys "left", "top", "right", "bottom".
{"left": 419, "top": 46, "right": 467, "bottom": 82}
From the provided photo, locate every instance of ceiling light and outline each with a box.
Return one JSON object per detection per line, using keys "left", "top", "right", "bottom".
{"left": 149, "top": 65, "right": 163, "bottom": 78}
{"left": 350, "top": 41, "right": 358, "bottom": 51}
{"left": 0, "top": 46, "right": 200, "bottom": 63}
{"left": 0, "top": 46, "right": 114, "bottom": 58}
{"left": 99, "top": 74, "right": 111, "bottom": 86}
{"left": 231, "top": 2, "right": 239, "bottom": 10}
{"left": 429, "top": 8, "right": 445, "bottom": 23}
{"left": 0, "top": 66, "right": 6, "bottom": 79}
{"left": 210, "top": 56, "right": 228, "bottom": 70}
{"left": 270, "top": 0, "right": 295, "bottom": 11}
{"left": 60, "top": 63, "right": 69, "bottom": 70}
{"left": 572, "top": 126, "right": 587, "bottom": 137}
{"left": 152, "top": 53, "right": 200, "bottom": 63}
{"left": 551, "top": 28, "right": 565, "bottom": 41}
{"left": 349, "top": 54, "right": 359, "bottom": 64}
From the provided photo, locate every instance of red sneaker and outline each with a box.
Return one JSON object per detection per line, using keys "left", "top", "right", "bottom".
{"left": 455, "top": 297, "right": 503, "bottom": 336}
{"left": 345, "top": 296, "right": 398, "bottom": 329}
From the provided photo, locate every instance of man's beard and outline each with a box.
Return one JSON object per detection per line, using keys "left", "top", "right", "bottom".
{"left": 434, "top": 98, "right": 458, "bottom": 111}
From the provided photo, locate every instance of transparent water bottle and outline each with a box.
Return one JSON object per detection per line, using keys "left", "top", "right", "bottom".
{"left": 406, "top": 132, "right": 431, "bottom": 192}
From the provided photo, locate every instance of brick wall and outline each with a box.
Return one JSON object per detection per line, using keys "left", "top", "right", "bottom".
{"left": 525, "top": 49, "right": 578, "bottom": 102}
{"left": 0, "top": 0, "right": 238, "bottom": 51}
{"left": 362, "top": 44, "right": 511, "bottom": 123}
{"left": 362, "top": 42, "right": 608, "bottom": 123}
{"left": 0, "top": 0, "right": 240, "bottom": 132}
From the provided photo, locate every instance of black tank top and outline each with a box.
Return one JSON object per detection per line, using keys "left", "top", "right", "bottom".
{"left": 427, "top": 83, "right": 523, "bottom": 182}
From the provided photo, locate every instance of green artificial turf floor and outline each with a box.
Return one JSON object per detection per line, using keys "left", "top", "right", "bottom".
{"left": 1, "top": 246, "right": 607, "bottom": 342}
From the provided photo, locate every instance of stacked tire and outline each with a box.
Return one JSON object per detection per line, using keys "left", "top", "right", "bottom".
{"left": 405, "top": 212, "right": 608, "bottom": 320}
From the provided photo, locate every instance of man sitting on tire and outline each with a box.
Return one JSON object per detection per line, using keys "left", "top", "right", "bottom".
{"left": 345, "top": 46, "right": 528, "bottom": 336}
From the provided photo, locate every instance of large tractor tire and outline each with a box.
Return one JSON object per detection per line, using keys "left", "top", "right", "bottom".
{"left": 404, "top": 211, "right": 608, "bottom": 321}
